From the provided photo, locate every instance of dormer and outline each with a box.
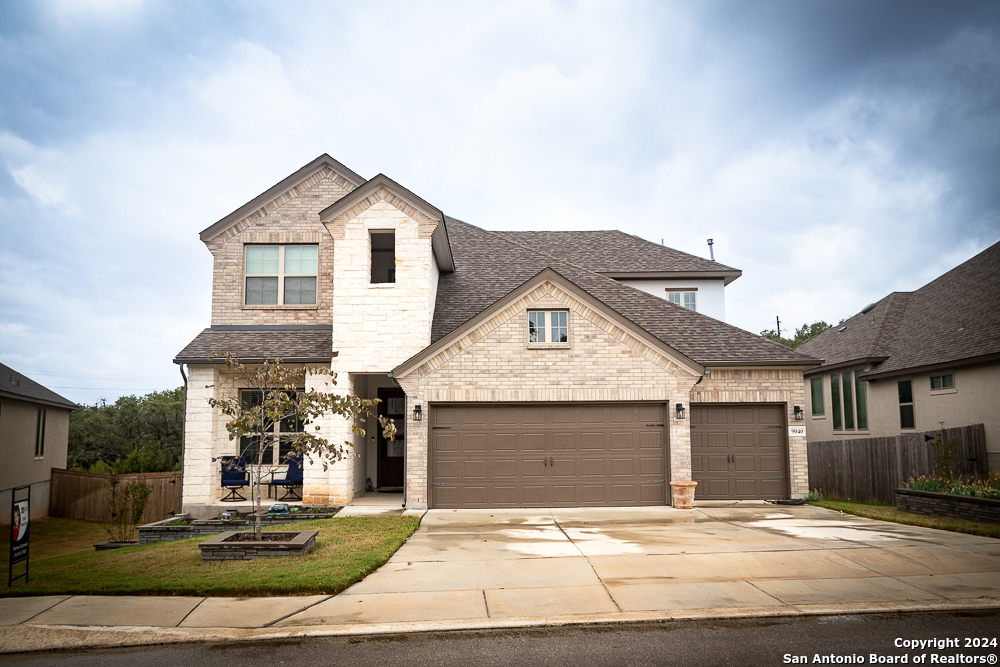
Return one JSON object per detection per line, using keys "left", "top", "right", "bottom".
{"left": 318, "top": 174, "right": 454, "bottom": 371}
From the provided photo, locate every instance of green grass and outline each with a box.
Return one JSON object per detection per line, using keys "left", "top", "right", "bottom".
{"left": 1, "top": 517, "right": 110, "bottom": 567}
{"left": 810, "top": 499, "right": 1000, "bottom": 539}
{"left": 2, "top": 516, "right": 420, "bottom": 598}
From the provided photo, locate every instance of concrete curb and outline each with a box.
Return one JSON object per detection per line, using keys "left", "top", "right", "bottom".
{"left": 2, "top": 598, "right": 998, "bottom": 654}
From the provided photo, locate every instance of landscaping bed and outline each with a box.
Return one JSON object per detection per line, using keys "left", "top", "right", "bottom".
{"left": 895, "top": 488, "right": 1000, "bottom": 525}
{"left": 808, "top": 498, "right": 1000, "bottom": 539}
{"left": 138, "top": 506, "right": 342, "bottom": 544}
{"left": 199, "top": 530, "right": 318, "bottom": 560}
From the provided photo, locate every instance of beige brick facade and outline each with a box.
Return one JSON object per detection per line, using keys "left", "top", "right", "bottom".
{"left": 395, "top": 280, "right": 701, "bottom": 508}
{"left": 206, "top": 167, "right": 356, "bottom": 326}
{"left": 691, "top": 368, "right": 809, "bottom": 496}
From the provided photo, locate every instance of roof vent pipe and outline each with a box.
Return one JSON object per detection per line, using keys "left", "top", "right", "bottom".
{"left": 861, "top": 303, "right": 876, "bottom": 314}
{"left": 707, "top": 239, "right": 714, "bottom": 261}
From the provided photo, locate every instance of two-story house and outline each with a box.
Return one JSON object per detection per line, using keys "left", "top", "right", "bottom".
{"left": 174, "top": 154, "right": 820, "bottom": 512}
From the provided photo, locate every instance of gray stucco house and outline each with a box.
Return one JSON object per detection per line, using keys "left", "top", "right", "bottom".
{"left": 174, "top": 154, "right": 819, "bottom": 511}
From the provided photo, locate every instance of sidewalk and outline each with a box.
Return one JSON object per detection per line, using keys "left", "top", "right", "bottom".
{"left": 2, "top": 504, "right": 999, "bottom": 653}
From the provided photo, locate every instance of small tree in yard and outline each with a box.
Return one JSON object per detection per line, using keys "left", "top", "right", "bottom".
{"left": 207, "top": 352, "right": 397, "bottom": 539}
{"left": 105, "top": 472, "right": 154, "bottom": 543}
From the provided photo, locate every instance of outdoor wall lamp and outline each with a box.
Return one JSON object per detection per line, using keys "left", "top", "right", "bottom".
{"left": 794, "top": 405, "right": 804, "bottom": 421}
{"left": 413, "top": 404, "right": 423, "bottom": 421}
{"left": 675, "top": 403, "right": 685, "bottom": 420}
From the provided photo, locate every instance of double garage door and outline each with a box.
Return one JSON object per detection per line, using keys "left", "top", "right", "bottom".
{"left": 429, "top": 403, "right": 668, "bottom": 509}
{"left": 690, "top": 404, "right": 789, "bottom": 500}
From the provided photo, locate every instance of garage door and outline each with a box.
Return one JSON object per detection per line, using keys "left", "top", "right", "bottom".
{"left": 429, "top": 403, "right": 668, "bottom": 508}
{"left": 690, "top": 404, "right": 788, "bottom": 500}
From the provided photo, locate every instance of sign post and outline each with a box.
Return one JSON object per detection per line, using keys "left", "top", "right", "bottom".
{"left": 9, "top": 485, "right": 30, "bottom": 586}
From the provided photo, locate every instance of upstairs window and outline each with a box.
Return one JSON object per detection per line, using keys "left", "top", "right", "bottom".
{"left": 667, "top": 290, "right": 697, "bottom": 312}
{"left": 245, "top": 245, "right": 317, "bottom": 305}
{"left": 528, "top": 310, "right": 569, "bottom": 343}
{"left": 898, "top": 380, "right": 915, "bottom": 429}
{"left": 371, "top": 232, "right": 395, "bottom": 284}
{"left": 930, "top": 374, "right": 954, "bottom": 390}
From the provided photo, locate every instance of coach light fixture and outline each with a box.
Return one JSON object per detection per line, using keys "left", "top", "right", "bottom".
{"left": 413, "top": 404, "right": 423, "bottom": 421}
{"left": 675, "top": 403, "right": 685, "bottom": 420}
{"left": 794, "top": 405, "right": 804, "bottom": 421}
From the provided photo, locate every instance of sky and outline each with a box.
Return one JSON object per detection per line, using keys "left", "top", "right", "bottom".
{"left": 1, "top": 0, "right": 999, "bottom": 406}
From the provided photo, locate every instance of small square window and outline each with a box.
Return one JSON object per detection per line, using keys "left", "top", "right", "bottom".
{"left": 930, "top": 374, "right": 954, "bottom": 390}
{"left": 528, "top": 310, "right": 569, "bottom": 344}
{"left": 666, "top": 290, "right": 697, "bottom": 312}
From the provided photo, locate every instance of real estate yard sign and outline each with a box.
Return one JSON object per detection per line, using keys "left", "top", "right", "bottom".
{"left": 8, "top": 486, "right": 29, "bottom": 585}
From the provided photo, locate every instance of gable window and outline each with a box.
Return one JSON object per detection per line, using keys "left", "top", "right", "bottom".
{"left": 930, "top": 374, "right": 954, "bottom": 390}
{"left": 371, "top": 231, "right": 395, "bottom": 284}
{"left": 528, "top": 310, "right": 569, "bottom": 343}
{"left": 810, "top": 377, "right": 824, "bottom": 416}
{"left": 898, "top": 380, "right": 915, "bottom": 429}
{"left": 830, "top": 370, "right": 868, "bottom": 431}
{"left": 667, "top": 289, "right": 697, "bottom": 312}
{"left": 238, "top": 390, "right": 303, "bottom": 465}
{"left": 245, "top": 245, "right": 317, "bottom": 305}
{"left": 35, "top": 408, "right": 46, "bottom": 458}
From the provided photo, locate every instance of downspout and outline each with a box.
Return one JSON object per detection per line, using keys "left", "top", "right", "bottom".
{"left": 178, "top": 363, "right": 187, "bottom": 515}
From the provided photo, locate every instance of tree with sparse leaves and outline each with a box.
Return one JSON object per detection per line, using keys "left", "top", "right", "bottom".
{"left": 207, "top": 352, "right": 397, "bottom": 538}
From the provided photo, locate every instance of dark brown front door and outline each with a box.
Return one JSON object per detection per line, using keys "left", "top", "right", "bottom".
{"left": 377, "top": 389, "right": 405, "bottom": 488}
{"left": 429, "top": 402, "right": 667, "bottom": 508}
{"left": 690, "top": 404, "right": 788, "bottom": 500}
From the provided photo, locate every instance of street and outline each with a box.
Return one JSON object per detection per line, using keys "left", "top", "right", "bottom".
{"left": 4, "top": 610, "right": 999, "bottom": 667}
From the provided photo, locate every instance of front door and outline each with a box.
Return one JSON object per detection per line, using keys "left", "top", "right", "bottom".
{"left": 377, "top": 388, "right": 405, "bottom": 489}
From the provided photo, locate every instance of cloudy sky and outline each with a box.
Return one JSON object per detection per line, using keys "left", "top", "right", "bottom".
{"left": 2, "top": 0, "right": 998, "bottom": 406}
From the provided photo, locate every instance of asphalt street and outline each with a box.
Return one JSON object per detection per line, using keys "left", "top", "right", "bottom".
{"left": 4, "top": 610, "right": 998, "bottom": 667}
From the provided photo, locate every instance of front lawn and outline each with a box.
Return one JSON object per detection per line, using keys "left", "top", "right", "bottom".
{"left": 2, "top": 516, "right": 420, "bottom": 597}
{"left": 809, "top": 499, "right": 1000, "bottom": 539}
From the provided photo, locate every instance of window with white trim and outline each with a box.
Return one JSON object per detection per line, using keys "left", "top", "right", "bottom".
{"left": 245, "top": 245, "right": 317, "bottom": 305}
{"left": 667, "top": 290, "right": 697, "bottom": 312}
{"left": 528, "top": 310, "right": 569, "bottom": 343}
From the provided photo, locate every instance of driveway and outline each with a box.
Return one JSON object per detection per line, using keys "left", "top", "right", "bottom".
{"left": 275, "top": 505, "right": 1000, "bottom": 626}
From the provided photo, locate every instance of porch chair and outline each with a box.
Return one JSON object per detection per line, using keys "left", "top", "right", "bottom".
{"left": 220, "top": 455, "right": 249, "bottom": 502}
{"left": 267, "top": 454, "right": 304, "bottom": 501}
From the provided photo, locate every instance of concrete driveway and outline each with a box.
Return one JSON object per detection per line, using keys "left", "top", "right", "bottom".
{"left": 276, "top": 504, "right": 1000, "bottom": 626}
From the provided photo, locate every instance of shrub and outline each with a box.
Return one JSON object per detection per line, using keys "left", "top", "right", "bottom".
{"left": 907, "top": 474, "right": 1000, "bottom": 500}
{"left": 805, "top": 488, "right": 823, "bottom": 502}
{"left": 105, "top": 473, "right": 155, "bottom": 542}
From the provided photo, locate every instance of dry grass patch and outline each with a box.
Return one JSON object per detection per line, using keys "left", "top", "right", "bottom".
{"left": 810, "top": 499, "right": 1000, "bottom": 539}
{"left": 3, "top": 516, "right": 420, "bottom": 597}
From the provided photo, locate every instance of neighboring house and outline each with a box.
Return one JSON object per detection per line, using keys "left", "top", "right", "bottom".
{"left": 0, "top": 363, "right": 77, "bottom": 520}
{"left": 798, "top": 240, "right": 1000, "bottom": 473}
{"left": 174, "top": 154, "right": 819, "bottom": 512}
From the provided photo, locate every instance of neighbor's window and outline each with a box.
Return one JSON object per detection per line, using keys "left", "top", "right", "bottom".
{"left": 854, "top": 370, "right": 868, "bottom": 430}
{"left": 898, "top": 380, "right": 915, "bottom": 429}
{"left": 245, "top": 245, "right": 317, "bottom": 305}
{"left": 35, "top": 408, "right": 46, "bottom": 458}
{"left": 371, "top": 231, "right": 395, "bottom": 284}
{"left": 830, "top": 369, "right": 868, "bottom": 431}
{"left": 667, "top": 290, "right": 697, "bottom": 312}
{"left": 238, "top": 390, "right": 303, "bottom": 465}
{"left": 930, "top": 374, "right": 954, "bottom": 390}
{"left": 830, "top": 374, "right": 842, "bottom": 430}
{"left": 810, "top": 377, "right": 824, "bottom": 416}
{"left": 528, "top": 310, "right": 569, "bottom": 343}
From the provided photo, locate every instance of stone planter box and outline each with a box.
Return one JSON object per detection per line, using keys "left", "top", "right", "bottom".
{"left": 94, "top": 540, "right": 139, "bottom": 551}
{"left": 895, "top": 488, "right": 1000, "bottom": 525}
{"left": 138, "top": 511, "right": 339, "bottom": 544}
{"left": 198, "top": 530, "right": 318, "bottom": 561}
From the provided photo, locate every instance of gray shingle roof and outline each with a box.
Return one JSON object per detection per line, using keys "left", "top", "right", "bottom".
{"left": 433, "top": 219, "right": 818, "bottom": 365}
{"left": 799, "top": 240, "right": 1000, "bottom": 377}
{"left": 174, "top": 327, "right": 334, "bottom": 364}
{"left": 0, "top": 363, "right": 79, "bottom": 409}
{"left": 495, "top": 230, "right": 739, "bottom": 276}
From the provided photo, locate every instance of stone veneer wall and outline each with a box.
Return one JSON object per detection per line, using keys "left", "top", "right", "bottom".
{"left": 205, "top": 167, "right": 356, "bottom": 326}
{"left": 690, "top": 367, "right": 809, "bottom": 496}
{"left": 395, "top": 281, "right": 701, "bottom": 509}
{"left": 895, "top": 488, "right": 1000, "bottom": 525}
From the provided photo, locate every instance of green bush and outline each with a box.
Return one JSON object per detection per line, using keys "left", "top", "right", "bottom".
{"left": 805, "top": 488, "right": 823, "bottom": 502}
{"left": 907, "top": 474, "right": 1000, "bottom": 500}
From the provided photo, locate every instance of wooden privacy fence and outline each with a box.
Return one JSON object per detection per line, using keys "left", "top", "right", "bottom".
{"left": 807, "top": 423, "right": 988, "bottom": 505}
{"left": 49, "top": 469, "right": 182, "bottom": 523}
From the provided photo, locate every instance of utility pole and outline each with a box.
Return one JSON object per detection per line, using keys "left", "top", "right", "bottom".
{"left": 776, "top": 316, "right": 782, "bottom": 339}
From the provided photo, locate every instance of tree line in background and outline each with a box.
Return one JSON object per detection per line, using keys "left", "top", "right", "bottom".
{"left": 69, "top": 387, "right": 183, "bottom": 474}
{"left": 759, "top": 321, "right": 837, "bottom": 348}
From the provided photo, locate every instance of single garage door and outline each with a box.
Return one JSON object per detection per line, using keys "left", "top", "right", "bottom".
{"left": 690, "top": 404, "right": 788, "bottom": 500}
{"left": 429, "top": 403, "right": 668, "bottom": 508}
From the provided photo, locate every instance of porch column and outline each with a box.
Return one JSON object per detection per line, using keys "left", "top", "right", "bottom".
{"left": 303, "top": 368, "right": 355, "bottom": 505}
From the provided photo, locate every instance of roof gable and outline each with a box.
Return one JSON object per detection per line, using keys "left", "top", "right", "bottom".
{"left": 0, "top": 363, "right": 79, "bottom": 409}
{"left": 200, "top": 154, "right": 366, "bottom": 243}
{"left": 394, "top": 268, "right": 704, "bottom": 380}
